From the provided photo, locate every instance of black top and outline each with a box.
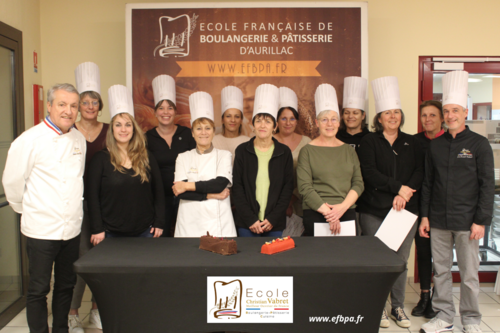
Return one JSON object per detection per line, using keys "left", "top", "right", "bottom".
{"left": 413, "top": 131, "right": 431, "bottom": 154}
{"left": 232, "top": 137, "right": 294, "bottom": 230}
{"left": 357, "top": 131, "right": 424, "bottom": 219}
{"left": 87, "top": 149, "right": 165, "bottom": 235}
{"left": 177, "top": 176, "right": 230, "bottom": 201}
{"left": 146, "top": 126, "right": 196, "bottom": 197}
{"left": 421, "top": 127, "right": 494, "bottom": 230}
{"left": 336, "top": 127, "right": 370, "bottom": 154}
{"left": 79, "top": 123, "right": 109, "bottom": 196}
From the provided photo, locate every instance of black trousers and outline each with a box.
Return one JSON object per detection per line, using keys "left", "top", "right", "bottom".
{"left": 26, "top": 235, "right": 80, "bottom": 333}
{"left": 162, "top": 195, "right": 179, "bottom": 237}
{"left": 302, "top": 208, "right": 357, "bottom": 237}
{"left": 415, "top": 224, "right": 433, "bottom": 290}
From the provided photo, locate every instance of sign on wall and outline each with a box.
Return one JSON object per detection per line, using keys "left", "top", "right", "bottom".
{"left": 207, "top": 276, "right": 293, "bottom": 323}
{"left": 126, "top": 2, "right": 368, "bottom": 137}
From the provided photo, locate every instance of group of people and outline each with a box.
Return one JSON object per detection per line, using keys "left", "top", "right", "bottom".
{"left": 2, "top": 64, "right": 493, "bottom": 333}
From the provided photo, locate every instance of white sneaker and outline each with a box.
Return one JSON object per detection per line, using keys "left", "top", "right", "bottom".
{"left": 68, "top": 314, "right": 85, "bottom": 333}
{"left": 380, "top": 308, "right": 390, "bottom": 328}
{"left": 463, "top": 324, "right": 482, "bottom": 333}
{"left": 421, "top": 317, "right": 454, "bottom": 333}
{"left": 89, "top": 308, "right": 103, "bottom": 329}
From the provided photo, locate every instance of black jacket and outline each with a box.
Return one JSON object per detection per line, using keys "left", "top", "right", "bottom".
{"left": 421, "top": 127, "right": 494, "bottom": 230}
{"left": 232, "top": 137, "right": 294, "bottom": 231}
{"left": 357, "top": 131, "right": 424, "bottom": 219}
{"left": 146, "top": 126, "right": 196, "bottom": 197}
{"left": 336, "top": 127, "right": 370, "bottom": 154}
{"left": 414, "top": 132, "right": 431, "bottom": 154}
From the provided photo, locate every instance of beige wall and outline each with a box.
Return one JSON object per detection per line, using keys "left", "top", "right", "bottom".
{"left": 0, "top": 0, "right": 42, "bottom": 130}
{"left": 35, "top": 0, "right": 500, "bottom": 279}
{"left": 493, "top": 78, "right": 500, "bottom": 110}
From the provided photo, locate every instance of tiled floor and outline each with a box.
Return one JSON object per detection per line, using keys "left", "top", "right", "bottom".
{"left": 2, "top": 282, "right": 500, "bottom": 332}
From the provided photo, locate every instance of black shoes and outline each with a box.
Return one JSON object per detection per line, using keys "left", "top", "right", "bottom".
{"left": 412, "top": 291, "right": 437, "bottom": 318}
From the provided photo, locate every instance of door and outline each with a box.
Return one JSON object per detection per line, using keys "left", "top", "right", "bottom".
{"left": 0, "top": 21, "right": 27, "bottom": 328}
{"left": 418, "top": 56, "right": 500, "bottom": 282}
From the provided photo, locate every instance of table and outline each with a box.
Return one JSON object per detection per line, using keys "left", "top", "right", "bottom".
{"left": 74, "top": 237, "right": 405, "bottom": 333}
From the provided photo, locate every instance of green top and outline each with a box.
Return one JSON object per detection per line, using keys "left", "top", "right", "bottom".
{"left": 297, "top": 143, "right": 364, "bottom": 211}
{"left": 255, "top": 144, "right": 275, "bottom": 221}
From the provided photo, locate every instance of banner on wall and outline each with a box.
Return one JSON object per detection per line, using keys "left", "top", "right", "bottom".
{"left": 126, "top": 2, "right": 368, "bottom": 137}
{"left": 207, "top": 276, "right": 293, "bottom": 323}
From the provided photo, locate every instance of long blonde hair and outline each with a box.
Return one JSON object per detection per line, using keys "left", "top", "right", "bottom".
{"left": 106, "top": 113, "right": 150, "bottom": 183}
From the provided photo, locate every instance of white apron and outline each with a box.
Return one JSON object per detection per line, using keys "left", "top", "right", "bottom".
{"left": 174, "top": 148, "right": 236, "bottom": 237}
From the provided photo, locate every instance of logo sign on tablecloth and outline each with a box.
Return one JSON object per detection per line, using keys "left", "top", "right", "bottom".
{"left": 207, "top": 276, "right": 293, "bottom": 323}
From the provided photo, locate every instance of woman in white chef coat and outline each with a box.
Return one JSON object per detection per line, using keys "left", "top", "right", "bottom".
{"left": 212, "top": 86, "right": 250, "bottom": 164}
{"left": 172, "top": 91, "right": 237, "bottom": 237}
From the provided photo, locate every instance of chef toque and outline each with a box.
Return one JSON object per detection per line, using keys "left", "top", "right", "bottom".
{"left": 221, "top": 86, "right": 243, "bottom": 114}
{"left": 108, "top": 85, "right": 134, "bottom": 118}
{"left": 371, "top": 76, "right": 401, "bottom": 113}
{"left": 442, "top": 70, "right": 469, "bottom": 109}
{"left": 279, "top": 87, "right": 298, "bottom": 112}
{"left": 343, "top": 76, "right": 367, "bottom": 110}
{"left": 189, "top": 91, "right": 214, "bottom": 124}
{"left": 252, "top": 84, "right": 279, "bottom": 120}
{"left": 152, "top": 74, "right": 176, "bottom": 107}
{"left": 75, "top": 62, "right": 100, "bottom": 94}
{"left": 315, "top": 83, "right": 339, "bottom": 116}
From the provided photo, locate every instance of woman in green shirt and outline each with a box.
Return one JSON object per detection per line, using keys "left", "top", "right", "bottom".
{"left": 297, "top": 83, "right": 364, "bottom": 236}
{"left": 232, "top": 84, "right": 294, "bottom": 237}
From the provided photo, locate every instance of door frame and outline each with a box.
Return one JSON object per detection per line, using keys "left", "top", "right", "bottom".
{"left": 0, "top": 20, "right": 27, "bottom": 328}
{"left": 417, "top": 55, "right": 500, "bottom": 283}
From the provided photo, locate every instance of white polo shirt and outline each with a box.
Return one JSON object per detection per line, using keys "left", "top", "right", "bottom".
{"left": 2, "top": 117, "right": 86, "bottom": 240}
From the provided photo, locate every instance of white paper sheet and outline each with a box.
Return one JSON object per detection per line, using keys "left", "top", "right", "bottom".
{"left": 375, "top": 208, "right": 418, "bottom": 251}
{"left": 314, "top": 220, "right": 356, "bottom": 237}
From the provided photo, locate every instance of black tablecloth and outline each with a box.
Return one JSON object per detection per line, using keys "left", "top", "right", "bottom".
{"left": 74, "top": 237, "right": 405, "bottom": 333}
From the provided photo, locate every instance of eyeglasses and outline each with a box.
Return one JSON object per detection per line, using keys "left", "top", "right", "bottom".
{"left": 319, "top": 118, "right": 339, "bottom": 124}
{"left": 81, "top": 101, "right": 99, "bottom": 107}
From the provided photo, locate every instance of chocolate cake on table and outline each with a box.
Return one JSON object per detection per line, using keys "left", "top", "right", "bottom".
{"left": 199, "top": 232, "right": 237, "bottom": 255}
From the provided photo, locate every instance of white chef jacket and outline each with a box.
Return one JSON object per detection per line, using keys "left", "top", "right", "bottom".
{"left": 174, "top": 147, "right": 236, "bottom": 237}
{"left": 2, "top": 117, "right": 86, "bottom": 240}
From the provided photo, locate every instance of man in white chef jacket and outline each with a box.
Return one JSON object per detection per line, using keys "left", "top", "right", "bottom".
{"left": 2, "top": 83, "right": 86, "bottom": 333}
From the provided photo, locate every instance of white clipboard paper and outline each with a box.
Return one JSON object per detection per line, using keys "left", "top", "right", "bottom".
{"left": 375, "top": 208, "right": 418, "bottom": 251}
{"left": 314, "top": 220, "right": 356, "bottom": 237}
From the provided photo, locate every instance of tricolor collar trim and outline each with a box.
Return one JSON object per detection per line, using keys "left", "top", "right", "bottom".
{"left": 44, "top": 116, "right": 63, "bottom": 135}
{"left": 44, "top": 116, "right": 75, "bottom": 135}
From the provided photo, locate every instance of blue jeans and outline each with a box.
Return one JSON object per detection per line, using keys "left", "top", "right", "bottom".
{"left": 237, "top": 227, "right": 283, "bottom": 238}
{"left": 105, "top": 228, "right": 154, "bottom": 238}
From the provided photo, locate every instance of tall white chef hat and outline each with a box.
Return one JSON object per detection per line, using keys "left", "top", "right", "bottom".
{"left": 152, "top": 74, "right": 176, "bottom": 107}
{"left": 75, "top": 62, "right": 100, "bottom": 94}
{"left": 108, "top": 85, "right": 134, "bottom": 118}
{"left": 343, "top": 76, "right": 367, "bottom": 110}
{"left": 221, "top": 86, "right": 243, "bottom": 114}
{"left": 442, "top": 70, "right": 469, "bottom": 109}
{"left": 252, "top": 83, "right": 279, "bottom": 120}
{"left": 314, "top": 83, "right": 339, "bottom": 116}
{"left": 371, "top": 76, "right": 401, "bottom": 113}
{"left": 279, "top": 86, "right": 298, "bottom": 112}
{"left": 189, "top": 91, "right": 214, "bottom": 125}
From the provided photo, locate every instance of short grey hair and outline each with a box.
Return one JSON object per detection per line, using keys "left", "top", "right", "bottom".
{"left": 372, "top": 109, "right": 405, "bottom": 132}
{"left": 47, "top": 83, "right": 79, "bottom": 105}
{"left": 316, "top": 110, "right": 339, "bottom": 120}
